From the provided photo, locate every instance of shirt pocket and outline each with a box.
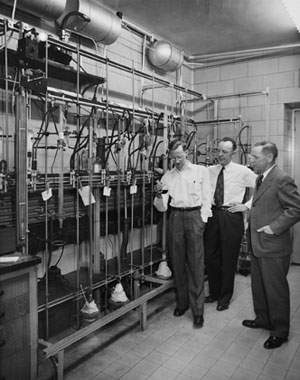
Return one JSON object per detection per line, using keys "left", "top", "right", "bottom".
{"left": 189, "top": 178, "right": 202, "bottom": 197}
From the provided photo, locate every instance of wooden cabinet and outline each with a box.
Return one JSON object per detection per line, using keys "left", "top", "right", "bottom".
{"left": 0, "top": 256, "right": 41, "bottom": 380}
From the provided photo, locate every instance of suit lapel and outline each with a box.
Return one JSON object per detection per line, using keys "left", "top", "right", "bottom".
{"left": 253, "top": 166, "right": 277, "bottom": 204}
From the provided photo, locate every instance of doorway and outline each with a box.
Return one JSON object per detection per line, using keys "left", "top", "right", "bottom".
{"left": 292, "top": 109, "right": 300, "bottom": 264}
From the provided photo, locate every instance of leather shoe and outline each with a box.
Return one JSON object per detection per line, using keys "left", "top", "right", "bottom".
{"left": 173, "top": 308, "right": 188, "bottom": 317}
{"left": 205, "top": 296, "right": 217, "bottom": 303}
{"left": 216, "top": 303, "right": 229, "bottom": 311}
{"left": 263, "top": 336, "right": 288, "bottom": 349}
{"left": 242, "top": 319, "right": 271, "bottom": 330}
{"left": 193, "top": 315, "right": 204, "bottom": 328}
{"left": 242, "top": 319, "right": 262, "bottom": 329}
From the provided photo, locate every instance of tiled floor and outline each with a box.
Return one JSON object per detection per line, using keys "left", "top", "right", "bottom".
{"left": 38, "top": 264, "right": 300, "bottom": 380}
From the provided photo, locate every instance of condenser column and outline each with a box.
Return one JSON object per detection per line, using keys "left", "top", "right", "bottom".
{"left": 15, "top": 86, "right": 28, "bottom": 253}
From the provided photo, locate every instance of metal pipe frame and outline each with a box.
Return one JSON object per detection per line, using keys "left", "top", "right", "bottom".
{"left": 4, "top": 20, "right": 10, "bottom": 165}
{"left": 42, "top": 278, "right": 174, "bottom": 380}
{"left": 74, "top": 44, "right": 82, "bottom": 329}
{"left": 15, "top": 88, "right": 27, "bottom": 251}
{"left": 0, "top": 16, "right": 229, "bottom": 354}
{"left": 45, "top": 35, "right": 205, "bottom": 100}
{"left": 194, "top": 117, "right": 242, "bottom": 126}
{"left": 116, "top": 118, "right": 122, "bottom": 277}
{"left": 184, "top": 89, "right": 270, "bottom": 103}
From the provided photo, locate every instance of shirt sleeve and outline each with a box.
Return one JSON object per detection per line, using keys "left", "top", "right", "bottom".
{"left": 244, "top": 196, "right": 253, "bottom": 209}
{"left": 243, "top": 167, "right": 257, "bottom": 188}
{"left": 201, "top": 166, "right": 212, "bottom": 223}
{"left": 153, "top": 192, "right": 169, "bottom": 212}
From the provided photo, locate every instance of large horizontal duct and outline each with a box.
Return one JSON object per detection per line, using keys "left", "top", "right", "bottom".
{"left": 58, "top": 0, "right": 121, "bottom": 45}
{"left": 0, "top": 0, "right": 67, "bottom": 21}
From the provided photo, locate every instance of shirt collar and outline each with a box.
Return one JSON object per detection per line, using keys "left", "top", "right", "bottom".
{"left": 173, "top": 160, "right": 192, "bottom": 173}
{"left": 262, "top": 164, "right": 276, "bottom": 179}
{"left": 219, "top": 161, "right": 233, "bottom": 171}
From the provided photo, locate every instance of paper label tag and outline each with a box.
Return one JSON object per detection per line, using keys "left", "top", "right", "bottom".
{"left": 103, "top": 186, "right": 111, "bottom": 197}
{"left": 42, "top": 187, "right": 53, "bottom": 201}
{"left": 130, "top": 185, "right": 137, "bottom": 194}
{"left": 78, "top": 185, "right": 96, "bottom": 206}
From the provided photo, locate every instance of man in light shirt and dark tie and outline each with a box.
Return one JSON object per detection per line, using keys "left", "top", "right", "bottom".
{"left": 204, "top": 137, "right": 257, "bottom": 311}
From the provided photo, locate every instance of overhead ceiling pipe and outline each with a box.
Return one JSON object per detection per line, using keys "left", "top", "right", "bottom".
{"left": 121, "top": 16, "right": 300, "bottom": 67}
{"left": 121, "top": 17, "right": 157, "bottom": 42}
{"left": 121, "top": 17, "right": 184, "bottom": 72}
{"left": 184, "top": 42, "right": 300, "bottom": 63}
{"left": 102, "top": 12, "right": 300, "bottom": 67}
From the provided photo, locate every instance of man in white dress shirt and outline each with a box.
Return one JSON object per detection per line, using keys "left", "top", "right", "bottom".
{"left": 154, "top": 139, "right": 211, "bottom": 327}
{"left": 204, "top": 137, "right": 256, "bottom": 311}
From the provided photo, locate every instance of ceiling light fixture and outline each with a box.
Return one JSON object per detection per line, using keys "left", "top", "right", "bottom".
{"left": 282, "top": 0, "right": 300, "bottom": 33}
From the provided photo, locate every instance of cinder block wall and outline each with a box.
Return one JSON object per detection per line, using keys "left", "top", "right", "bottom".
{"left": 193, "top": 55, "right": 300, "bottom": 172}
{"left": 96, "top": 28, "right": 194, "bottom": 115}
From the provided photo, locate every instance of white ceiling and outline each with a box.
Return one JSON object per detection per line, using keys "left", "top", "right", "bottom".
{"left": 100, "top": 0, "right": 300, "bottom": 57}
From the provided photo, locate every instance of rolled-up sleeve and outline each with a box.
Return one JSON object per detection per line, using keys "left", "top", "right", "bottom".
{"left": 153, "top": 174, "right": 169, "bottom": 212}
{"left": 153, "top": 192, "right": 169, "bottom": 212}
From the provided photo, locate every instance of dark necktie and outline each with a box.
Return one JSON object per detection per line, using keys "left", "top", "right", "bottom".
{"left": 256, "top": 174, "right": 263, "bottom": 190}
{"left": 214, "top": 166, "right": 225, "bottom": 207}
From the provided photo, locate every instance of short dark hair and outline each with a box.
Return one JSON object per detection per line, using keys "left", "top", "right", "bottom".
{"left": 168, "top": 139, "right": 187, "bottom": 152}
{"left": 220, "top": 137, "right": 237, "bottom": 151}
{"left": 254, "top": 141, "right": 278, "bottom": 161}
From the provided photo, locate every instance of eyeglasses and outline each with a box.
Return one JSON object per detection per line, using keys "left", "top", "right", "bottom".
{"left": 170, "top": 155, "right": 186, "bottom": 161}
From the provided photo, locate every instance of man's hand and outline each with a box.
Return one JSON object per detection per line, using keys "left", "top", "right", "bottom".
{"left": 228, "top": 203, "right": 248, "bottom": 213}
{"left": 154, "top": 181, "right": 167, "bottom": 198}
{"left": 257, "top": 225, "right": 274, "bottom": 234}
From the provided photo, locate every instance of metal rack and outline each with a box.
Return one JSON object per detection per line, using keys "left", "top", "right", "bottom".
{"left": 0, "top": 18, "right": 187, "bottom": 368}
{"left": 0, "top": 17, "right": 260, "bottom": 379}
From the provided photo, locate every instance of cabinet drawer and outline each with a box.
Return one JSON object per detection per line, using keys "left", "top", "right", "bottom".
{"left": 0, "top": 314, "right": 29, "bottom": 358}
{"left": 0, "top": 274, "right": 29, "bottom": 302}
{"left": 0, "top": 293, "right": 29, "bottom": 323}
{"left": 0, "top": 347, "right": 30, "bottom": 380}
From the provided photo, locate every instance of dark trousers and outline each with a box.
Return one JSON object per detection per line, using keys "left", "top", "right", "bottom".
{"left": 250, "top": 254, "right": 290, "bottom": 338}
{"left": 168, "top": 209, "right": 205, "bottom": 316}
{"left": 204, "top": 209, "right": 244, "bottom": 305}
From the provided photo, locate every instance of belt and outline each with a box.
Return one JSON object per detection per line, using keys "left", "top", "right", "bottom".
{"left": 212, "top": 205, "right": 231, "bottom": 211}
{"left": 170, "top": 206, "right": 201, "bottom": 212}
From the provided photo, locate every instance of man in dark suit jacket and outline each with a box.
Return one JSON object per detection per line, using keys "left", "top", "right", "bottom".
{"left": 242, "top": 141, "right": 300, "bottom": 349}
